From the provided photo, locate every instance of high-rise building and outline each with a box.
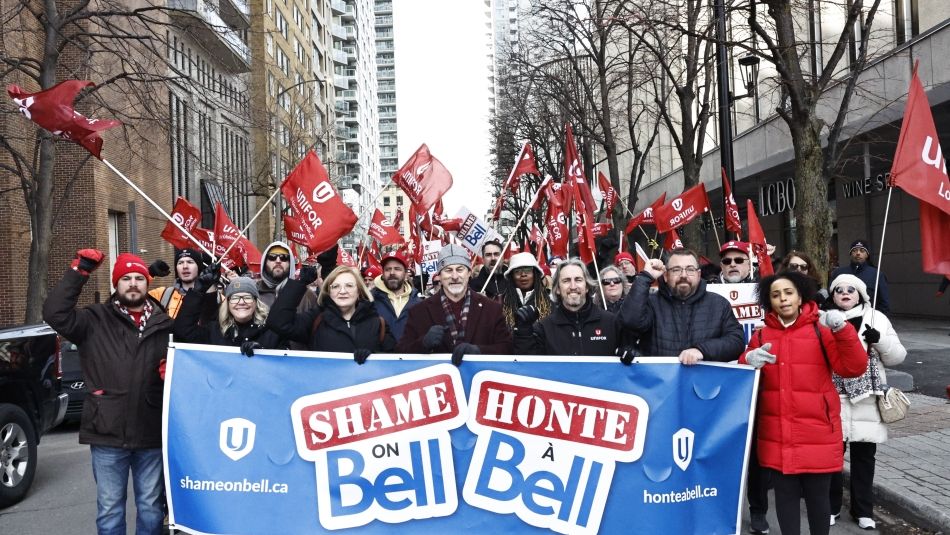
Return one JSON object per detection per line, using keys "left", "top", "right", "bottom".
{"left": 375, "top": 0, "right": 398, "bottom": 184}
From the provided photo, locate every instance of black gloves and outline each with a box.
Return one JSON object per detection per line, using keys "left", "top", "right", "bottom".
{"left": 514, "top": 305, "right": 539, "bottom": 326}
{"left": 618, "top": 347, "right": 640, "bottom": 366}
{"left": 148, "top": 259, "right": 171, "bottom": 278}
{"left": 862, "top": 327, "right": 881, "bottom": 345}
{"left": 452, "top": 343, "right": 480, "bottom": 366}
{"left": 72, "top": 248, "right": 105, "bottom": 275}
{"left": 422, "top": 325, "right": 447, "bottom": 351}
{"left": 194, "top": 264, "right": 221, "bottom": 293}
{"left": 298, "top": 265, "right": 319, "bottom": 286}
{"left": 353, "top": 348, "right": 372, "bottom": 365}
{"left": 240, "top": 340, "right": 262, "bottom": 357}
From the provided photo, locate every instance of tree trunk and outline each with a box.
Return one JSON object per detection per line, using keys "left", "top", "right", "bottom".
{"left": 681, "top": 159, "right": 703, "bottom": 249}
{"left": 792, "top": 117, "right": 832, "bottom": 283}
{"left": 24, "top": 136, "right": 57, "bottom": 324}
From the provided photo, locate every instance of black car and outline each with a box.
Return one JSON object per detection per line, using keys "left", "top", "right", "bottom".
{"left": 0, "top": 323, "right": 68, "bottom": 508}
{"left": 59, "top": 341, "right": 84, "bottom": 424}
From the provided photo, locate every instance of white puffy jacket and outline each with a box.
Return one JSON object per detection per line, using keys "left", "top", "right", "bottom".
{"left": 839, "top": 305, "right": 907, "bottom": 443}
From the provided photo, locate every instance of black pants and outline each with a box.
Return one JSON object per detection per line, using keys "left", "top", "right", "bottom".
{"left": 830, "top": 441, "right": 877, "bottom": 518}
{"left": 770, "top": 470, "right": 832, "bottom": 535}
{"left": 747, "top": 429, "right": 770, "bottom": 515}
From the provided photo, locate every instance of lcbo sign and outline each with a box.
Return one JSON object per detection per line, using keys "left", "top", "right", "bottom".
{"left": 758, "top": 178, "right": 796, "bottom": 216}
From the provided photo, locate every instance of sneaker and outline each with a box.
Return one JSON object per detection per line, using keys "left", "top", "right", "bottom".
{"left": 749, "top": 513, "right": 770, "bottom": 534}
{"left": 830, "top": 513, "right": 840, "bottom": 526}
{"left": 857, "top": 517, "right": 876, "bottom": 530}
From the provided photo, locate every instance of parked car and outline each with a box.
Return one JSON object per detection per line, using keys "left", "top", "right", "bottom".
{"left": 59, "top": 341, "right": 84, "bottom": 424}
{"left": 0, "top": 323, "right": 68, "bottom": 508}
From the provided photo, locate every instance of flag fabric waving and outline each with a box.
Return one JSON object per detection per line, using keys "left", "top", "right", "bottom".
{"left": 663, "top": 229, "right": 683, "bottom": 251}
{"left": 369, "top": 209, "right": 403, "bottom": 246}
{"left": 161, "top": 197, "right": 203, "bottom": 250}
{"left": 283, "top": 215, "right": 310, "bottom": 248}
{"left": 7, "top": 80, "right": 121, "bottom": 159}
{"left": 503, "top": 142, "right": 540, "bottom": 192}
{"left": 746, "top": 199, "right": 773, "bottom": 277}
{"left": 918, "top": 202, "right": 950, "bottom": 274}
{"left": 280, "top": 151, "right": 358, "bottom": 254}
{"left": 564, "top": 124, "right": 596, "bottom": 218}
{"left": 654, "top": 183, "right": 711, "bottom": 233}
{"left": 598, "top": 172, "right": 618, "bottom": 218}
{"left": 214, "top": 203, "right": 262, "bottom": 269}
{"left": 721, "top": 168, "right": 743, "bottom": 234}
{"left": 392, "top": 144, "right": 453, "bottom": 212}
{"left": 625, "top": 193, "right": 667, "bottom": 233}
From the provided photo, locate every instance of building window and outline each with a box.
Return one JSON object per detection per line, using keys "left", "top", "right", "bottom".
{"left": 169, "top": 92, "right": 190, "bottom": 202}
{"left": 275, "top": 9, "right": 288, "bottom": 40}
{"left": 383, "top": 196, "right": 391, "bottom": 207}
{"left": 396, "top": 196, "right": 403, "bottom": 206}
{"left": 276, "top": 48, "right": 290, "bottom": 76}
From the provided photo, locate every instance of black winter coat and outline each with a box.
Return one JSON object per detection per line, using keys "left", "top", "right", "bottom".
{"left": 619, "top": 273, "right": 745, "bottom": 361}
{"left": 470, "top": 268, "right": 508, "bottom": 299}
{"left": 172, "top": 289, "right": 284, "bottom": 349}
{"left": 514, "top": 301, "right": 622, "bottom": 356}
{"left": 267, "top": 279, "right": 396, "bottom": 353}
{"left": 43, "top": 269, "right": 172, "bottom": 449}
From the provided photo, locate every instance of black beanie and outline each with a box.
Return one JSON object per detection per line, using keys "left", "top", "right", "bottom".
{"left": 175, "top": 248, "right": 209, "bottom": 272}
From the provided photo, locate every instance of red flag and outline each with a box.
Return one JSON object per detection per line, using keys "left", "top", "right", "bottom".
{"left": 7, "top": 80, "right": 121, "bottom": 159}
{"left": 529, "top": 176, "right": 554, "bottom": 211}
{"left": 406, "top": 204, "right": 423, "bottom": 264}
{"left": 492, "top": 192, "right": 506, "bottom": 222}
{"left": 592, "top": 222, "right": 613, "bottom": 238}
{"left": 280, "top": 151, "right": 358, "bottom": 254}
{"left": 654, "top": 183, "right": 711, "bottom": 233}
{"left": 564, "top": 124, "right": 596, "bottom": 217}
{"left": 662, "top": 229, "right": 683, "bottom": 251}
{"left": 358, "top": 242, "right": 382, "bottom": 273}
{"left": 535, "top": 240, "right": 550, "bottom": 274}
{"left": 392, "top": 144, "right": 453, "bottom": 212}
{"left": 393, "top": 208, "right": 404, "bottom": 233}
{"left": 160, "top": 197, "right": 203, "bottom": 250}
{"left": 530, "top": 224, "right": 543, "bottom": 245}
{"left": 504, "top": 142, "right": 541, "bottom": 192}
{"left": 722, "top": 168, "right": 743, "bottom": 234}
{"left": 598, "top": 172, "right": 618, "bottom": 218}
{"left": 337, "top": 246, "right": 358, "bottom": 268}
{"left": 213, "top": 203, "right": 262, "bottom": 269}
{"left": 888, "top": 64, "right": 950, "bottom": 216}
{"left": 625, "top": 193, "right": 667, "bottom": 233}
{"left": 544, "top": 201, "right": 569, "bottom": 258}
{"left": 369, "top": 209, "right": 402, "bottom": 246}
{"left": 746, "top": 199, "right": 773, "bottom": 277}
{"left": 919, "top": 202, "right": 950, "bottom": 275}
{"left": 578, "top": 214, "right": 597, "bottom": 264}
{"left": 283, "top": 215, "right": 310, "bottom": 248}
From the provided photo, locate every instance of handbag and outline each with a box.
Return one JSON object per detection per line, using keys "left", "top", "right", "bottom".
{"left": 877, "top": 386, "right": 911, "bottom": 423}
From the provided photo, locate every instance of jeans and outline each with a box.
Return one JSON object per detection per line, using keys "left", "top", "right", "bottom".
{"left": 90, "top": 446, "right": 164, "bottom": 535}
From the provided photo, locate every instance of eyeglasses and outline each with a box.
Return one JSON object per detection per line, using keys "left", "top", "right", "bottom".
{"left": 834, "top": 286, "right": 857, "bottom": 295}
{"left": 720, "top": 257, "right": 746, "bottom": 265}
{"left": 329, "top": 282, "right": 357, "bottom": 292}
{"left": 602, "top": 278, "right": 623, "bottom": 286}
{"left": 228, "top": 295, "right": 255, "bottom": 304}
{"left": 513, "top": 268, "right": 534, "bottom": 276}
{"left": 266, "top": 253, "right": 290, "bottom": 262}
{"left": 787, "top": 262, "right": 809, "bottom": 272}
{"left": 667, "top": 266, "right": 699, "bottom": 276}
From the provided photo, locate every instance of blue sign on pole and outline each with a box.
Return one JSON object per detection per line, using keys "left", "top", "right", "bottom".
{"left": 164, "top": 345, "right": 757, "bottom": 534}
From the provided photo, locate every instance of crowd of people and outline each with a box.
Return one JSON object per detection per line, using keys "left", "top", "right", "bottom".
{"left": 42, "top": 236, "right": 907, "bottom": 535}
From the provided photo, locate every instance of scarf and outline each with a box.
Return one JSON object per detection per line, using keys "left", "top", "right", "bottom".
{"left": 440, "top": 290, "right": 471, "bottom": 345}
{"left": 831, "top": 304, "right": 885, "bottom": 402}
{"left": 116, "top": 299, "right": 154, "bottom": 338}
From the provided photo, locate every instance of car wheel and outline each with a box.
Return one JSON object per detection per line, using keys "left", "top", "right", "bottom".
{"left": 0, "top": 403, "right": 37, "bottom": 508}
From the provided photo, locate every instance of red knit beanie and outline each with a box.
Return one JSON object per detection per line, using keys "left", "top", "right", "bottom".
{"left": 112, "top": 253, "right": 152, "bottom": 287}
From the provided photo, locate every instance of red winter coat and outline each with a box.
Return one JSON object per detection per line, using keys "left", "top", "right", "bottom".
{"left": 740, "top": 302, "right": 867, "bottom": 475}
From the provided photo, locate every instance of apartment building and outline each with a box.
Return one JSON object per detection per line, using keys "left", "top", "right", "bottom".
{"left": 375, "top": 0, "right": 398, "bottom": 184}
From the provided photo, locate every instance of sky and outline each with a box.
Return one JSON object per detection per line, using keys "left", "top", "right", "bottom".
{"left": 393, "top": 0, "right": 493, "bottom": 218}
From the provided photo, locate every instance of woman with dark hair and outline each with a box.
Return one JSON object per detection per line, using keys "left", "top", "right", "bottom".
{"left": 500, "top": 252, "right": 552, "bottom": 328}
{"left": 826, "top": 274, "right": 906, "bottom": 529}
{"left": 779, "top": 250, "right": 828, "bottom": 306}
{"left": 740, "top": 271, "right": 867, "bottom": 535}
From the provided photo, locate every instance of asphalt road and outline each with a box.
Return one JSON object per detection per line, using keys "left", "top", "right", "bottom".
{"left": 889, "top": 317, "right": 950, "bottom": 399}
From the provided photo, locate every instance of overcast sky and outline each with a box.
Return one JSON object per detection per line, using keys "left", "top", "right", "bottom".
{"left": 393, "top": 0, "right": 493, "bottom": 218}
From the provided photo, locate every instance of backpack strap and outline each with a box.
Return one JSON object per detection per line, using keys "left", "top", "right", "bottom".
{"left": 310, "top": 313, "right": 324, "bottom": 339}
{"left": 160, "top": 287, "right": 176, "bottom": 310}
{"left": 378, "top": 317, "right": 386, "bottom": 345}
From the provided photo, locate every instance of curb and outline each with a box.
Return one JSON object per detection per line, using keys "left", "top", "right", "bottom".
{"left": 845, "top": 467, "right": 950, "bottom": 533}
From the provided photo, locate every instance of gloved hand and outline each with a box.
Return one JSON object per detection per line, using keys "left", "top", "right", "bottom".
{"left": 240, "top": 340, "right": 262, "bottom": 357}
{"left": 353, "top": 348, "right": 372, "bottom": 365}
{"left": 514, "top": 305, "right": 539, "bottom": 326}
{"left": 422, "top": 325, "right": 446, "bottom": 351}
{"left": 158, "top": 358, "right": 167, "bottom": 380}
{"left": 148, "top": 259, "right": 170, "bottom": 278}
{"left": 194, "top": 264, "right": 221, "bottom": 293}
{"left": 71, "top": 248, "right": 104, "bottom": 275}
{"left": 820, "top": 309, "right": 847, "bottom": 332}
{"left": 452, "top": 343, "right": 480, "bottom": 366}
{"left": 862, "top": 327, "right": 881, "bottom": 345}
{"left": 618, "top": 347, "right": 640, "bottom": 366}
{"left": 298, "top": 265, "right": 319, "bottom": 286}
{"left": 745, "top": 343, "right": 777, "bottom": 369}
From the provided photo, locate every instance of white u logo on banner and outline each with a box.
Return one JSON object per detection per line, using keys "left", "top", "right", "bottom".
{"left": 673, "top": 428, "right": 694, "bottom": 471}
{"left": 219, "top": 417, "right": 256, "bottom": 461}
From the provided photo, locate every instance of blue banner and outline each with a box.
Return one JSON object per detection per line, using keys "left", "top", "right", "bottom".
{"left": 163, "top": 345, "right": 757, "bottom": 534}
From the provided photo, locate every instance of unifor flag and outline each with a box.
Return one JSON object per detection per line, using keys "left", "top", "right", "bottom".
{"left": 7, "top": 80, "right": 121, "bottom": 159}
{"left": 592, "top": 221, "right": 613, "bottom": 238}
{"left": 337, "top": 246, "right": 358, "bottom": 268}
{"left": 213, "top": 203, "right": 262, "bottom": 270}
{"left": 504, "top": 142, "right": 541, "bottom": 192}
{"left": 530, "top": 224, "right": 543, "bottom": 245}
{"left": 491, "top": 193, "right": 505, "bottom": 222}
{"left": 654, "top": 183, "right": 711, "bottom": 233}
{"left": 887, "top": 63, "right": 950, "bottom": 274}
{"left": 625, "top": 193, "right": 667, "bottom": 233}
{"left": 663, "top": 228, "right": 684, "bottom": 251}
{"left": 564, "top": 124, "right": 596, "bottom": 217}
{"left": 161, "top": 197, "right": 202, "bottom": 250}
{"left": 721, "top": 168, "right": 743, "bottom": 234}
{"left": 392, "top": 144, "right": 453, "bottom": 212}
{"left": 598, "top": 171, "right": 618, "bottom": 218}
{"left": 280, "top": 151, "right": 358, "bottom": 254}
{"left": 544, "top": 198, "right": 569, "bottom": 259}
{"left": 405, "top": 204, "right": 423, "bottom": 264}
{"left": 283, "top": 215, "right": 310, "bottom": 248}
{"left": 746, "top": 199, "right": 774, "bottom": 277}
{"left": 369, "top": 209, "right": 402, "bottom": 246}
{"left": 578, "top": 214, "right": 597, "bottom": 265}
{"left": 358, "top": 242, "right": 382, "bottom": 273}
{"left": 528, "top": 175, "right": 554, "bottom": 211}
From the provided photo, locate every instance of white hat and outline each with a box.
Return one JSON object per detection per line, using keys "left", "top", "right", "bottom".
{"left": 505, "top": 252, "right": 540, "bottom": 277}
{"left": 828, "top": 274, "right": 871, "bottom": 304}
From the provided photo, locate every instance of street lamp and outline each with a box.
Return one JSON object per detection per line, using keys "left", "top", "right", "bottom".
{"left": 736, "top": 54, "right": 761, "bottom": 100}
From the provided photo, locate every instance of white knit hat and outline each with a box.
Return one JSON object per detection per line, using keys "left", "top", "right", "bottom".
{"left": 828, "top": 274, "right": 871, "bottom": 304}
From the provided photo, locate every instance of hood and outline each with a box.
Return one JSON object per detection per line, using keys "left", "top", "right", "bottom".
{"left": 260, "top": 241, "right": 296, "bottom": 288}
{"left": 373, "top": 276, "right": 415, "bottom": 298}
{"left": 764, "top": 300, "right": 820, "bottom": 329}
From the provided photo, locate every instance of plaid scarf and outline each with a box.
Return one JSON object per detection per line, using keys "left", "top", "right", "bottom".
{"left": 116, "top": 299, "right": 153, "bottom": 338}
{"left": 832, "top": 305, "right": 886, "bottom": 402}
{"left": 440, "top": 290, "right": 471, "bottom": 346}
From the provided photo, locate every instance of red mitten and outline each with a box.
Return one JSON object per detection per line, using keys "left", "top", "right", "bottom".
{"left": 158, "top": 359, "right": 167, "bottom": 381}
{"left": 71, "top": 249, "right": 105, "bottom": 275}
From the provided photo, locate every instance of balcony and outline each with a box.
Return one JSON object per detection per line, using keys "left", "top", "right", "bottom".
{"left": 330, "top": 0, "right": 345, "bottom": 15}
{"left": 375, "top": 2, "right": 392, "bottom": 14}
{"left": 332, "top": 48, "right": 348, "bottom": 65}
{"left": 380, "top": 122, "right": 396, "bottom": 133}
{"left": 221, "top": 0, "right": 249, "bottom": 28}
{"left": 167, "top": 0, "right": 251, "bottom": 72}
{"left": 332, "top": 75, "right": 348, "bottom": 90}
{"left": 342, "top": 4, "right": 356, "bottom": 20}
{"left": 376, "top": 55, "right": 394, "bottom": 66}
{"left": 334, "top": 101, "right": 349, "bottom": 113}
{"left": 341, "top": 89, "right": 357, "bottom": 100}
{"left": 343, "top": 46, "right": 356, "bottom": 60}
{"left": 337, "top": 151, "right": 360, "bottom": 163}
{"left": 331, "top": 23, "right": 347, "bottom": 41}
{"left": 379, "top": 111, "right": 396, "bottom": 119}
{"left": 375, "top": 16, "right": 393, "bottom": 26}
{"left": 342, "top": 111, "right": 360, "bottom": 124}
{"left": 378, "top": 68, "right": 395, "bottom": 79}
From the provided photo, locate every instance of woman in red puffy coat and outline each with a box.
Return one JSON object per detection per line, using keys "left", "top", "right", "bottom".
{"left": 740, "top": 271, "right": 867, "bottom": 535}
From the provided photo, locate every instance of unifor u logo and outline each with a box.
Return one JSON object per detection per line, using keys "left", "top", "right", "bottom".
{"left": 672, "top": 198, "right": 684, "bottom": 211}
{"left": 673, "top": 428, "right": 694, "bottom": 471}
{"left": 219, "top": 418, "right": 256, "bottom": 461}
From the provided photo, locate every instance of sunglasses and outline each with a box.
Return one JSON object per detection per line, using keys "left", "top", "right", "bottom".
{"left": 834, "top": 286, "right": 857, "bottom": 295}
{"left": 266, "top": 253, "right": 290, "bottom": 262}
{"left": 602, "top": 278, "right": 623, "bottom": 286}
{"left": 787, "top": 262, "right": 808, "bottom": 272}
{"left": 721, "top": 257, "right": 746, "bottom": 265}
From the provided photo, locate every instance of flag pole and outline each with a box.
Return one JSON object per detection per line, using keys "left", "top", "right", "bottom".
{"left": 870, "top": 187, "right": 894, "bottom": 327}
{"left": 591, "top": 253, "right": 608, "bottom": 310}
{"left": 219, "top": 187, "right": 283, "bottom": 262}
{"left": 101, "top": 159, "right": 216, "bottom": 260}
{"left": 707, "top": 212, "right": 722, "bottom": 250}
{"left": 480, "top": 198, "right": 533, "bottom": 294}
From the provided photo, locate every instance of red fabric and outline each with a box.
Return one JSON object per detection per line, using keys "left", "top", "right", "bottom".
{"left": 369, "top": 209, "right": 403, "bottom": 246}
{"left": 739, "top": 302, "right": 867, "bottom": 474}
{"left": 920, "top": 200, "right": 950, "bottom": 275}
{"left": 662, "top": 229, "right": 683, "bottom": 251}
{"left": 213, "top": 203, "right": 262, "bottom": 270}
{"left": 746, "top": 199, "right": 773, "bottom": 277}
{"left": 160, "top": 197, "right": 203, "bottom": 250}
{"left": 359, "top": 243, "right": 383, "bottom": 273}
{"left": 578, "top": 214, "right": 596, "bottom": 264}
{"left": 283, "top": 215, "right": 310, "bottom": 248}
{"left": 544, "top": 201, "right": 569, "bottom": 258}
{"left": 598, "top": 172, "right": 618, "bottom": 218}
{"left": 530, "top": 224, "right": 543, "bottom": 245}
{"left": 592, "top": 222, "right": 612, "bottom": 238}
{"left": 337, "top": 246, "right": 357, "bottom": 267}
{"left": 529, "top": 176, "right": 554, "bottom": 211}
{"left": 504, "top": 142, "right": 541, "bottom": 193}
{"left": 721, "top": 167, "right": 743, "bottom": 234}
{"left": 888, "top": 64, "right": 950, "bottom": 216}
{"left": 492, "top": 192, "right": 505, "bottom": 222}
{"left": 563, "top": 124, "right": 595, "bottom": 218}
{"left": 280, "top": 151, "right": 357, "bottom": 254}
{"left": 111, "top": 252, "right": 151, "bottom": 287}
{"left": 7, "top": 80, "right": 121, "bottom": 159}
{"left": 406, "top": 204, "right": 423, "bottom": 264}
{"left": 392, "top": 144, "right": 454, "bottom": 212}
{"left": 654, "top": 183, "right": 711, "bottom": 233}
{"left": 625, "top": 193, "right": 666, "bottom": 233}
